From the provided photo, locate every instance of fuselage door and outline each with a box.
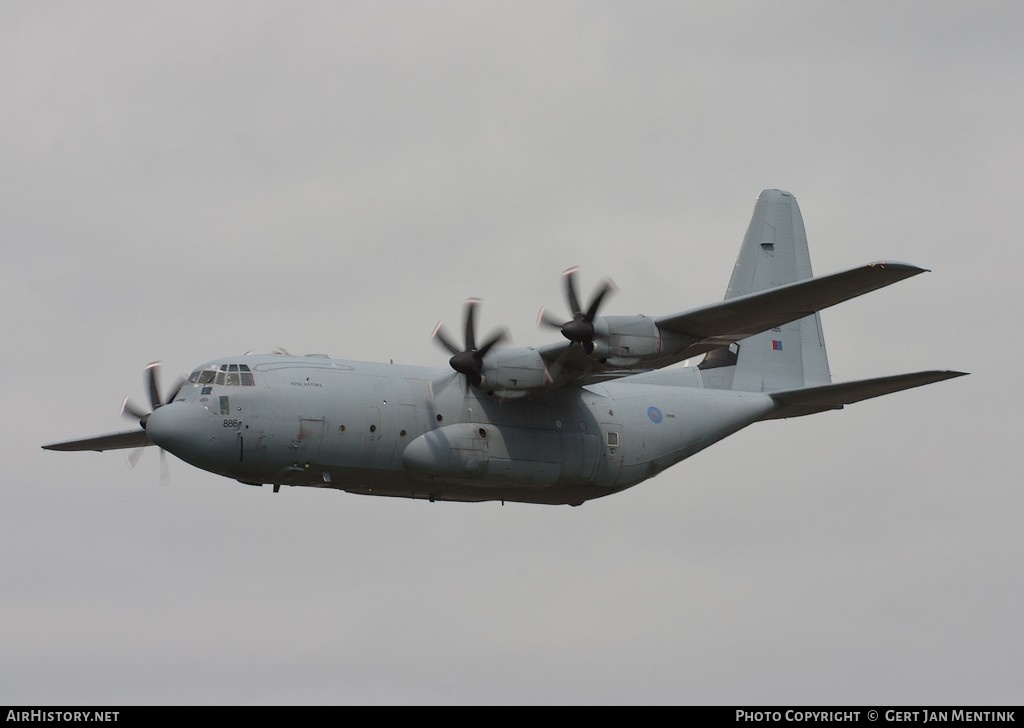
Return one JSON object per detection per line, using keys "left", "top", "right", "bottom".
{"left": 599, "top": 420, "right": 623, "bottom": 485}
{"left": 294, "top": 418, "right": 325, "bottom": 466}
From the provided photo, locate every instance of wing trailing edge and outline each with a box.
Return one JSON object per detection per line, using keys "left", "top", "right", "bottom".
{"left": 42, "top": 429, "right": 152, "bottom": 452}
{"left": 763, "top": 370, "right": 968, "bottom": 420}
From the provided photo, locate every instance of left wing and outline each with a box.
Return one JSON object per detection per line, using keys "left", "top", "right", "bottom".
{"left": 42, "top": 429, "right": 152, "bottom": 452}
{"left": 653, "top": 261, "right": 925, "bottom": 361}
{"left": 537, "top": 261, "right": 926, "bottom": 386}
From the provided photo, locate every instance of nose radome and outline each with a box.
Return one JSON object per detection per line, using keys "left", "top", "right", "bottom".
{"left": 145, "top": 402, "right": 204, "bottom": 457}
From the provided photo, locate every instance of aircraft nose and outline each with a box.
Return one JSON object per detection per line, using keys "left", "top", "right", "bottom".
{"left": 145, "top": 402, "right": 206, "bottom": 458}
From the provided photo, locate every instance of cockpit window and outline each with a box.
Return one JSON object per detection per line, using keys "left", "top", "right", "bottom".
{"left": 188, "top": 363, "right": 256, "bottom": 387}
{"left": 188, "top": 370, "right": 214, "bottom": 384}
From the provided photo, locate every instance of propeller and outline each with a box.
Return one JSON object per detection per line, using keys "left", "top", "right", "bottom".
{"left": 432, "top": 298, "right": 508, "bottom": 389}
{"left": 120, "top": 361, "right": 185, "bottom": 428}
{"left": 120, "top": 361, "right": 184, "bottom": 486}
{"left": 538, "top": 266, "right": 616, "bottom": 355}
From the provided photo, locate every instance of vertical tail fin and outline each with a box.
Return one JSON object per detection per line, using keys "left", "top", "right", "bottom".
{"left": 699, "top": 189, "right": 831, "bottom": 392}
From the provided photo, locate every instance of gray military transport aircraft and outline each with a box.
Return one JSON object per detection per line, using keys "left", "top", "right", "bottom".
{"left": 44, "top": 190, "right": 966, "bottom": 506}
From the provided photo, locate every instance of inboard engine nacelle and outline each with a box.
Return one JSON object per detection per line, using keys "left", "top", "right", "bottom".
{"left": 478, "top": 347, "right": 550, "bottom": 393}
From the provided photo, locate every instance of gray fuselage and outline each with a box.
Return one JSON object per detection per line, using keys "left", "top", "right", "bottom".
{"left": 146, "top": 354, "right": 775, "bottom": 505}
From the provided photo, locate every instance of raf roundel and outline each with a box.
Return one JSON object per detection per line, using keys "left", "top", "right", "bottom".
{"left": 647, "top": 406, "right": 663, "bottom": 424}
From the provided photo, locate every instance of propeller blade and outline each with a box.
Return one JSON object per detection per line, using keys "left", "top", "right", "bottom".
{"left": 463, "top": 298, "right": 480, "bottom": 351}
{"left": 159, "top": 449, "right": 170, "bottom": 487}
{"left": 544, "top": 348, "right": 569, "bottom": 384}
{"left": 475, "top": 328, "right": 509, "bottom": 359}
{"left": 145, "top": 361, "right": 162, "bottom": 411}
{"left": 432, "top": 322, "right": 462, "bottom": 357}
{"left": 428, "top": 371, "right": 460, "bottom": 403}
{"left": 545, "top": 344, "right": 576, "bottom": 384}
{"left": 563, "top": 267, "right": 582, "bottom": 318}
{"left": 120, "top": 396, "right": 149, "bottom": 422}
{"left": 126, "top": 447, "right": 145, "bottom": 471}
{"left": 537, "top": 307, "right": 566, "bottom": 330}
{"left": 585, "top": 279, "right": 616, "bottom": 322}
{"left": 163, "top": 376, "right": 186, "bottom": 406}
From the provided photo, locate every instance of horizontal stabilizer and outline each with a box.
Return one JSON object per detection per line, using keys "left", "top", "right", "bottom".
{"left": 656, "top": 262, "right": 926, "bottom": 360}
{"left": 764, "top": 370, "right": 968, "bottom": 420}
{"left": 42, "top": 429, "right": 152, "bottom": 452}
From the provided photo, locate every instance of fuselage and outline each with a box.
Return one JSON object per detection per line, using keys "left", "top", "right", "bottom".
{"left": 145, "top": 354, "right": 776, "bottom": 505}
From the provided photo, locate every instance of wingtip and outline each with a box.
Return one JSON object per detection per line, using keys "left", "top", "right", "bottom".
{"left": 867, "top": 261, "right": 930, "bottom": 275}
{"left": 927, "top": 370, "right": 970, "bottom": 383}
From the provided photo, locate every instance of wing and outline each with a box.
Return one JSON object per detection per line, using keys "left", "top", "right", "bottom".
{"left": 42, "top": 429, "right": 152, "bottom": 452}
{"left": 537, "top": 261, "right": 928, "bottom": 387}
{"left": 653, "top": 261, "right": 925, "bottom": 362}
{"left": 763, "top": 371, "right": 968, "bottom": 419}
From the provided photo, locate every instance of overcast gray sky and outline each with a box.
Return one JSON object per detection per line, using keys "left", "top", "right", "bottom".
{"left": 2, "top": 1, "right": 1019, "bottom": 705}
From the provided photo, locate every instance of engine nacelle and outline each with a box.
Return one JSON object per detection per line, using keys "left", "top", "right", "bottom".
{"left": 593, "top": 315, "right": 662, "bottom": 366}
{"left": 478, "top": 346, "right": 549, "bottom": 393}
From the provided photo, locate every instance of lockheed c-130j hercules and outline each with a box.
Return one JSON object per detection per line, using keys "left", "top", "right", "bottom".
{"left": 44, "top": 190, "right": 966, "bottom": 506}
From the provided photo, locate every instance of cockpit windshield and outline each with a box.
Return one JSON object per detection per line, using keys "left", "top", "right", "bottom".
{"left": 187, "top": 363, "right": 255, "bottom": 387}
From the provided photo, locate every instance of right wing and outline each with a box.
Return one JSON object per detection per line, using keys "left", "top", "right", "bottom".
{"left": 42, "top": 429, "right": 152, "bottom": 452}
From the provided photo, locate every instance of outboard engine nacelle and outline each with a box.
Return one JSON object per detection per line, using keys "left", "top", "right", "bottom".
{"left": 479, "top": 347, "right": 550, "bottom": 393}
